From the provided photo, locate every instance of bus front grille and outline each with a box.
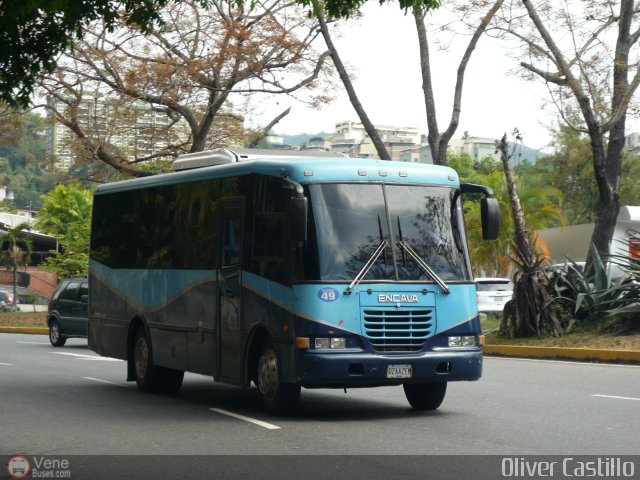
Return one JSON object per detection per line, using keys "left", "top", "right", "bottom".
{"left": 363, "top": 309, "right": 433, "bottom": 352}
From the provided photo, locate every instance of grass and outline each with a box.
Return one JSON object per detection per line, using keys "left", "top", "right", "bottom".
{"left": 480, "top": 313, "right": 640, "bottom": 351}
{"left": 0, "top": 311, "right": 47, "bottom": 328}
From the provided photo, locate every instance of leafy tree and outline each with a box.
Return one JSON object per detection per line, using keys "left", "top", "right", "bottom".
{"left": 496, "top": 0, "right": 640, "bottom": 274}
{"left": 35, "top": 0, "right": 332, "bottom": 177}
{"left": 0, "top": 0, "right": 183, "bottom": 107}
{"left": 35, "top": 182, "right": 93, "bottom": 278}
{"left": 620, "top": 150, "right": 640, "bottom": 207}
{"left": 534, "top": 125, "right": 597, "bottom": 224}
{"left": 454, "top": 150, "right": 565, "bottom": 277}
{"left": 0, "top": 108, "right": 62, "bottom": 210}
{"left": 0, "top": 222, "right": 32, "bottom": 310}
{"left": 1, "top": 0, "right": 433, "bottom": 111}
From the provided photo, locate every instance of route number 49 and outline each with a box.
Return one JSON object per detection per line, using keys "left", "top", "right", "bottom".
{"left": 318, "top": 287, "right": 339, "bottom": 302}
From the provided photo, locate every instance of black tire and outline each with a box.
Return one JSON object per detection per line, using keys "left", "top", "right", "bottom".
{"left": 132, "top": 327, "right": 183, "bottom": 394}
{"left": 157, "top": 368, "right": 184, "bottom": 394}
{"left": 256, "top": 343, "right": 300, "bottom": 415}
{"left": 48, "top": 319, "right": 66, "bottom": 347}
{"left": 403, "top": 382, "right": 447, "bottom": 411}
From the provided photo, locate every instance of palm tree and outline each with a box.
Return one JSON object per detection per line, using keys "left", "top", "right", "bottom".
{"left": 0, "top": 222, "right": 32, "bottom": 311}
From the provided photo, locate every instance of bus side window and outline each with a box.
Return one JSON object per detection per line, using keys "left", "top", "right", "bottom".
{"left": 223, "top": 217, "right": 241, "bottom": 267}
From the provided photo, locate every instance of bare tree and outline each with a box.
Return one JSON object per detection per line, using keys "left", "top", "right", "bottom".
{"left": 314, "top": 7, "right": 391, "bottom": 160}
{"left": 495, "top": 0, "right": 640, "bottom": 271}
{"left": 35, "top": 0, "right": 334, "bottom": 177}
{"left": 415, "top": 0, "right": 505, "bottom": 166}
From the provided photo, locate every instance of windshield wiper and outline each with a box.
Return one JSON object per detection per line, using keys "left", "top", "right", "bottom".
{"left": 397, "top": 240, "right": 450, "bottom": 295}
{"left": 344, "top": 240, "right": 388, "bottom": 295}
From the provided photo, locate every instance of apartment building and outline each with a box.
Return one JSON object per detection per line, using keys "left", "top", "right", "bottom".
{"left": 46, "top": 96, "right": 244, "bottom": 171}
{"left": 330, "top": 121, "right": 420, "bottom": 160}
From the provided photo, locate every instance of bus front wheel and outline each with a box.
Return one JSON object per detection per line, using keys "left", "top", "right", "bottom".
{"left": 133, "top": 327, "right": 184, "bottom": 394}
{"left": 257, "top": 344, "right": 300, "bottom": 415}
{"left": 403, "top": 382, "right": 447, "bottom": 410}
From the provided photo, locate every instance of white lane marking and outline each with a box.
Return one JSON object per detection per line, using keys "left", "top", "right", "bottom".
{"left": 16, "top": 341, "right": 48, "bottom": 345}
{"left": 0, "top": 362, "right": 14, "bottom": 366}
{"left": 50, "top": 352, "right": 122, "bottom": 362}
{"left": 592, "top": 394, "right": 640, "bottom": 402}
{"left": 209, "top": 408, "right": 281, "bottom": 430}
{"left": 82, "top": 377, "right": 119, "bottom": 385}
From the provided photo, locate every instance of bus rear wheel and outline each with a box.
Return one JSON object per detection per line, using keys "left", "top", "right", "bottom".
{"left": 133, "top": 328, "right": 184, "bottom": 394}
{"left": 257, "top": 344, "right": 300, "bottom": 415}
{"left": 403, "top": 382, "right": 447, "bottom": 410}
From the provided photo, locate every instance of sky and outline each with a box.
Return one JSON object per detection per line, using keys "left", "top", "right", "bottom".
{"left": 250, "top": 3, "right": 560, "bottom": 151}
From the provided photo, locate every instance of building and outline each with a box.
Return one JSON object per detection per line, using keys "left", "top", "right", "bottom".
{"left": 0, "top": 187, "right": 14, "bottom": 202}
{"left": 303, "top": 137, "right": 331, "bottom": 151}
{"left": 449, "top": 136, "right": 499, "bottom": 163}
{"left": 330, "top": 121, "right": 419, "bottom": 160}
{"left": 398, "top": 145, "right": 434, "bottom": 164}
{"left": 46, "top": 96, "right": 244, "bottom": 171}
{"left": 449, "top": 133, "right": 547, "bottom": 165}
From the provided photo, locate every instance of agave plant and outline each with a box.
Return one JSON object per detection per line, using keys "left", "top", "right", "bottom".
{"left": 547, "top": 241, "right": 640, "bottom": 334}
{"left": 499, "top": 234, "right": 563, "bottom": 338}
{"left": 602, "top": 235, "right": 640, "bottom": 333}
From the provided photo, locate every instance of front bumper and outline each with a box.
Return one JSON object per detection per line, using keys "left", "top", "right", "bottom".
{"left": 294, "top": 348, "right": 482, "bottom": 388}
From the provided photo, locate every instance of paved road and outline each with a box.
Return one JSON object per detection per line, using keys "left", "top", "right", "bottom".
{"left": 1, "top": 333, "right": 639, "bottom": 478}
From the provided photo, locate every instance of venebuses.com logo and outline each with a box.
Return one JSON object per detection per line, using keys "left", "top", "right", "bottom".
{"left": 5, "top": 455, "right": 72, "bottom": 479}
{"left": 6, "top": 456, "right": 30, "bottom": 479}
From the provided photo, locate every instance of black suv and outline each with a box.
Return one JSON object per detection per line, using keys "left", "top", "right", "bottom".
{"left": 47, "top": 278, "right": 89, "bottom": 347}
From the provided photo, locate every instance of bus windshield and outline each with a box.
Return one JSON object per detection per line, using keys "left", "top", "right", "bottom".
{"left": 306, "top": 183, "right": 471, "bottom": 283}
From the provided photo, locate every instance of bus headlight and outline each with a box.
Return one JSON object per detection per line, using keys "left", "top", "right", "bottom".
{"left": 448, "top": 335, "right": 477, "bottom": 347}
{"left": 314, "top": 337, "right": 346, "bottom": 349}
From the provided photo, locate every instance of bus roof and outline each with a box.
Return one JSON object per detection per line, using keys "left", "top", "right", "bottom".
{"left": 95, "top": 149, "right": 460, "bottom": 195}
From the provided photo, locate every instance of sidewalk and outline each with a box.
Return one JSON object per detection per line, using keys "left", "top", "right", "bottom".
{"left": 484, "top": 344, "right": 640, "bottom": 364}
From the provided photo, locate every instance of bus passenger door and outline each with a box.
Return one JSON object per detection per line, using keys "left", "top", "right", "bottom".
{"left": 217, "top": 200, "right": 243, "bottom": 383}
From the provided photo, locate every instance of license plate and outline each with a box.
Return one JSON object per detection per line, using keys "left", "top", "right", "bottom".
{"left": 387, "top": 364, "right": 413, "bottom": 379}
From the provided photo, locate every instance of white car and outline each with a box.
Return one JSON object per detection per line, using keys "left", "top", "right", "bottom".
{"left": 475, "top": 278, "right": 513, "bottom": 316}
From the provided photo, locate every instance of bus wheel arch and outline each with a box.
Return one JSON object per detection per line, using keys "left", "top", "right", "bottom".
{"left": 126, "top": 316, "right": 184, "bottom": 394}
{"left": 126, "top": 317, "right": 146, "bottom": 382}
{"left": 255, "top": 338, "right": 300, "bottom": 415}
{"left": 245, "top": 326, "right": 270, "bottom": 388}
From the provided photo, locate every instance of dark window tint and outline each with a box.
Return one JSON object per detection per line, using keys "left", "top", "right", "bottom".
{"left": 60, "top": 282, "right": 80, "bottom": 301}
{"left": 249, "top": 176, "right": 289, "bottom": 284}
{"left": 91, "top": 177, "right": 241, "bottom": 270}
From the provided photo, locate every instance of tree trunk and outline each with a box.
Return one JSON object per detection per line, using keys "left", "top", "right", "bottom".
{"left": 414, "top": 1, "right": 504, "bottom": 166}
{"left": 497, "top": 133, "right": 531, "bottom": 258}
{"left": 315, "top": 9, "right": 391, "bottom": 160}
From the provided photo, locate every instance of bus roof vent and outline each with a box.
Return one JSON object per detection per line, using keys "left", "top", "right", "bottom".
{"left": 171, "top": 148, "right": 347, "bottom": 171}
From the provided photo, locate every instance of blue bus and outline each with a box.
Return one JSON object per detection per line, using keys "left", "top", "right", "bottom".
{"left": 88, "top": 148, "right": 499, "bottom": 414}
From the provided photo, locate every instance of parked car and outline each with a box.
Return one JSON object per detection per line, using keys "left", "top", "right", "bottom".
{"left": 475, "top": 277, "right": 513, "bottom": 316}
{"left": 0, "top": 289, "right": 17, "bottom": 311}
{"left": 47, "top": 278, "right": 89, "bottom": 347}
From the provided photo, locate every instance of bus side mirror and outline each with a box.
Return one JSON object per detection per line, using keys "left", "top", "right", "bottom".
{"left": 289, "top": 196, "right": 308, "bottom": 242}
{"left": 481, "top": 197, "right": 500, "bottom": 240}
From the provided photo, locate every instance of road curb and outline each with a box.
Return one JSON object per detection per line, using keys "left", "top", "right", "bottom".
{"left": 484, "top": 344, "right": 640, "bottom": 364}
{"left": 0, "top": 327, "right": 48, "bottom": 335}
